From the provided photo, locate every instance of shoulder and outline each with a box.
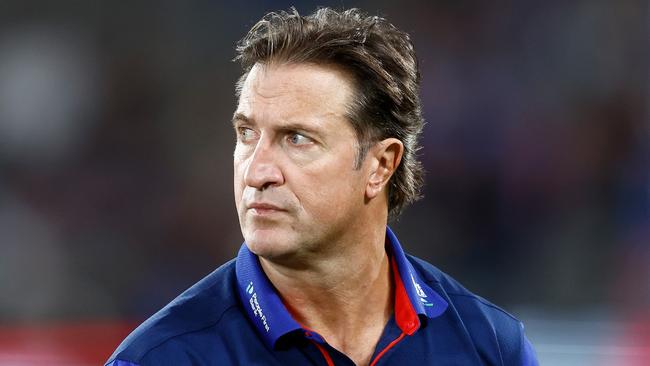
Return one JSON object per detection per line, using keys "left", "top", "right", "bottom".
{"left": 408, "top": 254, "right": 519, "bottom": 321}
{"left": 407, "top": 255, "right": 538, "bottom": 366}
{"left": 105, "top": 259, "right": 242, "bottom": 366}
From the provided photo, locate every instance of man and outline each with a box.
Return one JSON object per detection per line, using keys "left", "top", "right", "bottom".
{"left": 107, "top": 8, "right": 538, "bottom": 366}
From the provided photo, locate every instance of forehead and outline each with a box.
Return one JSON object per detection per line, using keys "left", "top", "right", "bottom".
{"left": 235, "top": 62, "right": 356, "bottom": 127}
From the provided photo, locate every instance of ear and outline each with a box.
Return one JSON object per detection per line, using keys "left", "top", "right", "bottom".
{"left": 366, "top": 138, "right": 404, "bottom": 199}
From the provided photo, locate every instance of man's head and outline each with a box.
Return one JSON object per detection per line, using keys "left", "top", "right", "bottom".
{"left": 235, "top": 8, "right": 424, "bottom": 220}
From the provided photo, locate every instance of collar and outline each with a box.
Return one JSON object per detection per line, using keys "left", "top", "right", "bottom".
{"left": 235, "top": 226, "right": 448, "bottom": 349}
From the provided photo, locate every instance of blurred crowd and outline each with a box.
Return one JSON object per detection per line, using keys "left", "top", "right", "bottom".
{"left": 0, "top": 0, "right": 647, "bottom": 330}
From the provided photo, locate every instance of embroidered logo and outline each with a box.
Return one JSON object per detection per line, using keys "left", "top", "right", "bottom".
{"left": 411, "top": 275, "right": 434, "bottom": 307}
{"left": 246, "top": 281, "right": 270, "bottom": 332}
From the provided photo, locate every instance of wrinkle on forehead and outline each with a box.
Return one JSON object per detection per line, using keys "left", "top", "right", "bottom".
{"left": 238, "top": 62, "right": 356, "bottom": 120}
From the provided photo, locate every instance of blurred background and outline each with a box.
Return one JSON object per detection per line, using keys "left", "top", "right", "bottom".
{"left": 0, "top": 0, "right": 647, "bottom": 365}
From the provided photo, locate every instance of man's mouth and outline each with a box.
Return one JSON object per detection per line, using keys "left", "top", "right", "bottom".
{"left": 247, "top": 202, "right": 285, "bottom": 215}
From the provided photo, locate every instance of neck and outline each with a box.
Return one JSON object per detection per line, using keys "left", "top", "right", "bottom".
{"left": 259, "top": 223, "right": 393, "bottom": 365}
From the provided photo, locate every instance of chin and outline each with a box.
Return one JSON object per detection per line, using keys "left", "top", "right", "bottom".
{"left": 244, "top": 227, "right": 296, "bottom": 259}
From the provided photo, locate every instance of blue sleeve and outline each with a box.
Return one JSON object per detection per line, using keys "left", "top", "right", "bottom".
{"left": 105, "top": 359, "right": 140, "bottom": 366}
{"left": 519, "top": 324, "right": 539, "bottom": 366}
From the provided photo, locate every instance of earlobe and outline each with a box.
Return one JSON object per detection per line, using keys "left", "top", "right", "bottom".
{"left": 365, "top": 138, "right": 404, "bottom": 199}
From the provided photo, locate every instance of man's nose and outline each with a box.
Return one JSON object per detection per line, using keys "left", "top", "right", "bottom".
{"left": 243, "top": 140, "right": 284, "bottom": 190}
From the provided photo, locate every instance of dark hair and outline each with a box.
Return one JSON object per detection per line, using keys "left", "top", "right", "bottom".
{"left": 235, "top": 7, "right": 424, "bottom": 220}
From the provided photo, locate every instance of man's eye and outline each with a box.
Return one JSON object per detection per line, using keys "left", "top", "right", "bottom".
{"left": 288, "top": 133, "right": 312, "bottom": 146}
{"left": 238, "top": 127, "right": 256, "bottom": 142}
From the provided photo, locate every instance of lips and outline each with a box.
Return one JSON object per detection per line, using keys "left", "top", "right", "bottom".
{"left": 247, "top": 202, "right": 285, "bottom": 215}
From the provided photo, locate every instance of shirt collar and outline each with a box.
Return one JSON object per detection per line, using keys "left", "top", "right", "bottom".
{"left": 385, "top": 226, "right": 448, "bottom": 333}
{"left": 235, "top": 226, "right": 448, "bottom": 349}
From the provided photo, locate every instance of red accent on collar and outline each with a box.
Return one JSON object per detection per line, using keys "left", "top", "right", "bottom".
{"left": 390, "top": 255, "right": 420, "bottom": 335}
{"left": 311, "top": 340, "right": 335, "bottom": 366}
{"left": 370, "top": 332, "right": 406, "bottom": 366}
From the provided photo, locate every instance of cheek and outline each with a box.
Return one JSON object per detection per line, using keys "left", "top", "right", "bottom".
{"left": 298, "top": 169, "right": 364, "bottom": 217}
{"left": 233, "top": 144, "right": 252, "bottom": 179}
{"left": 233, "top": 159, "right": 247, "bottom": 203}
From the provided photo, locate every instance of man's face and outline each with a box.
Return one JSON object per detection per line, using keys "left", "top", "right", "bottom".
{"left": 233, "top": 62, "right": 369, "bottom": 261}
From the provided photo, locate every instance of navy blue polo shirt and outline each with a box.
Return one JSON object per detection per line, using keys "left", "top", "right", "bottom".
{"left": 106, "top": 227, "right": 538, "bottom": 365}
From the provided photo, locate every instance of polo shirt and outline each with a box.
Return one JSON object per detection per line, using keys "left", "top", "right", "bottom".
{"left": 106, "top": 227, "right": 538, "bottom": 365}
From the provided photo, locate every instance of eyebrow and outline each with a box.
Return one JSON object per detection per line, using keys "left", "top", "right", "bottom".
{"left": 232, "top": 112, "right": 250, "bottom": 127}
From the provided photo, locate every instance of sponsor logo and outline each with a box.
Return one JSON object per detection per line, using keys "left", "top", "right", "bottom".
{"left": 246, "top": 281, "right": 270, "bottom": 332}
{"left": 411, "top": 274, "right": 434, "bottom": 308}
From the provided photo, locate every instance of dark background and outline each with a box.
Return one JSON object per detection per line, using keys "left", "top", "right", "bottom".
{"left": 0, "top": 1, "right": 647, "bottom": 364}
